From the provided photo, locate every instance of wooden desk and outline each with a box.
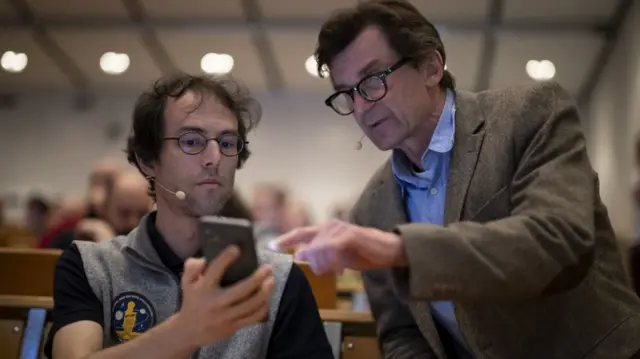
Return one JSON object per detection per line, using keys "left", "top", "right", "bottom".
{"left": 320, "top": 309, "right": 372, "bottom": 323}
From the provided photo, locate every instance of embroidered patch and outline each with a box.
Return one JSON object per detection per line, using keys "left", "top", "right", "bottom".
{"left": 111, "top": 292, "right": 156, "bottom": 343}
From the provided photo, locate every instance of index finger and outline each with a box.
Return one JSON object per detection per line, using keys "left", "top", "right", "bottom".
{"left": 268, "top": 225, "right": 320, "bottom": 253}
{"left": 202, "top": 245, "right": 240, "bottom": 288}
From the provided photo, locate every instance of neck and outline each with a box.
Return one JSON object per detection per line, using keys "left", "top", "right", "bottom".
{"left": 155, "top": 199, "right": 199, "bottom": 260}
{"left": 399, "top": 87, "right": 448, "bottom": 170}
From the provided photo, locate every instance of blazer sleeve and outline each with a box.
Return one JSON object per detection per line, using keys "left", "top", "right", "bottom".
{"left": 351, "top": 212, "right": 438, "bottom": 359}
{"left": 393, "top": 83, "right": 597, "bottom": 301}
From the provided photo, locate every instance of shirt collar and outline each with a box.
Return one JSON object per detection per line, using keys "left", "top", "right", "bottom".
{"left": 146, "top": 211, "right": 202, "bottom": 275}
{"left": 392, "top": 89, "right": 456, "bottom": 180}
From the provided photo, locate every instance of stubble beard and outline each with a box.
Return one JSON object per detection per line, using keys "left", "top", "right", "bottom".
{"left": 184, "top": 188, "right": 231, "bottom": 217}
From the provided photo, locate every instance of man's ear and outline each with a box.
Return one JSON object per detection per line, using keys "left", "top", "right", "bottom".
{"left": 419, "top": 51, "right": 445, "bottom": 88}
{"left": 135, "top": 154, "right": 156, "bottom": 179}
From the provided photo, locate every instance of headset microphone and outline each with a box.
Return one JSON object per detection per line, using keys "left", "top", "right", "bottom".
{"left": 150, "top": 177, "right": 186, "bottom": 200}
{"left": 175, "top": 190, "right": 186, "bottom": 200}
{"left": 355, "top": 134, "right": 366, "bottom": 150}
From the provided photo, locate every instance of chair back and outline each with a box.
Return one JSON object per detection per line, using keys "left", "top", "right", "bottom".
{"left": 0, "top": 247, "right": 59, "bottom": 358}
{"left": 0, "top": 248, "right": 61, "bottom": 297}
{"left": 0, "top": 227, "right": 37, "bottom": 248}
{"left": 0, "top": 296, "right": 53, "bottom": 359}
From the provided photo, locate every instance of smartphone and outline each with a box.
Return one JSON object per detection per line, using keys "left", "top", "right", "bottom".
{"left": 198, "top": 216, "right": 260, "bottom": 287}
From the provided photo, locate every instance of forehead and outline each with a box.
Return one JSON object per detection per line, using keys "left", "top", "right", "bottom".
{"left": 329, "top": 26, "right": 398, "bottom": 87}
{"left": 164, "top": 90, "right": 238, "bottom": 133}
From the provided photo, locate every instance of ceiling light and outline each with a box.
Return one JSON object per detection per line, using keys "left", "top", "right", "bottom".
{"left": 201, "top": 53, "right": 234, "bottom": 74}
{"left": 100, "top": 52, "right": 130, "bottom": 75}
{"left": 1, "top": 51, "right": 28, "bottom": 73}
{"left": 304, "top": 55, "right": 329, "bottom": 78}
{"left": 526, "top": 59, "right": 555, "bottom": 81}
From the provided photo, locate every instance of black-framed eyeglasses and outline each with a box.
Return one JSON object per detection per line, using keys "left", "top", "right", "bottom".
{"left": 324, "top": 58, "right": 409, "bottom": 116}
{"left": 164, "top": 132, "right": 247, "bottom": 156}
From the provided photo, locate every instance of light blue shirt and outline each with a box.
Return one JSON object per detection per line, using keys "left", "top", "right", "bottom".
{"left": 392, "top": 90, "right": 471, "bottom": 352}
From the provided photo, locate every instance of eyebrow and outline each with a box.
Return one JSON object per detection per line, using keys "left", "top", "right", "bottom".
{"left": 177, "top": 126, "right": 240, "bottom": 137}
{"left": 177, "top": 126, "right": 206, "bottom": 134}
{"left": 333, "top": 59, "right": 385, "bottom": 90}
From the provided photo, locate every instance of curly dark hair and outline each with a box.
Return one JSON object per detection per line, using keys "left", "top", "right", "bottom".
{"left": 315, "top": 0, "right": 455, "bottom": 90}
{"left": 126, "top": 73, "right": 262, "bottom": 199}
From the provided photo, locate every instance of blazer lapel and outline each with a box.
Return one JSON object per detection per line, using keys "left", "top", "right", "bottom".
{"left": 366, "top": 167, "right": 449, "bottom": 359}
{"left": 367, "top": 161, "right": 408, "bottom": 231}
{"left": 444, "top": 91, "right": 486, "bottom": 225}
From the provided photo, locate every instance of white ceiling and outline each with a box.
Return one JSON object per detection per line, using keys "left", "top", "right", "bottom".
{"left": 0, "top": 0, "right": 619, "bottom": 96}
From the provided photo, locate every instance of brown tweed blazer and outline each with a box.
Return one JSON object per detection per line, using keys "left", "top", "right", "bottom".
{"left": 350, "top": 82, "right": 640, "bottom": 359}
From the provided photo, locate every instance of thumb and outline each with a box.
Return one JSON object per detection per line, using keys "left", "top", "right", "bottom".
{"left": 181, "top": 258, "right": 206, "bottom": 286}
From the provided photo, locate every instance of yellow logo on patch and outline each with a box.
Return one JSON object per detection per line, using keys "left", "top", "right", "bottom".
{"left": 111, "top": 292, "right": 156, "bottom": 343}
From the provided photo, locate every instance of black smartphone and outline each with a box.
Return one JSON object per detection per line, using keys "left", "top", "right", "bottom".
{"left": 198, "top": 216, "right": 260, "bottom": 287}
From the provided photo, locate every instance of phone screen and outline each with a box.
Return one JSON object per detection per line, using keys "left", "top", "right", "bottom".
{"left": 198, "top": 216, "right": 260, "bottom": 287}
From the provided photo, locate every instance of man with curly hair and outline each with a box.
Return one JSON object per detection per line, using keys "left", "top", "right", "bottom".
{"left": 44, "top": 73, "right": 333, "bottom": 359}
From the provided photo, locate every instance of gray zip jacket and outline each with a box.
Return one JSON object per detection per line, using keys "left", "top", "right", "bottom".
{"left": 75, "top": 214, "right": 293, "bottom": 359}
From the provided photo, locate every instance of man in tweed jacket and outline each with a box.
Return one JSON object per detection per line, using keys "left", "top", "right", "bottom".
{"left": 272, "top": 1, "right": 640, "bottom": 358}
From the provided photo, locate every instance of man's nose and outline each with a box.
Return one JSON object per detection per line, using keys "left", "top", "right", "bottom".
{"left": 353, "top": 92, "right": 375, "bottom": 117}
{"left": 202, "top": 140, "right": 222, "bottom": 168}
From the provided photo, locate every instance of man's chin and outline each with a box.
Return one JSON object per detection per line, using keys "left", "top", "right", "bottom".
{"left": 187, "top": 204, "right": 223, "bottom": 218}
{"left": 189, "top": 193, "right": 230, "bottom": 217}
{"left": 371, "top": 137, "right": 400, "bottom": 151}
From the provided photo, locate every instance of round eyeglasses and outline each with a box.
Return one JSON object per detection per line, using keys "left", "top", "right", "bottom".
{"left": 164, "top": 132, "right": 246, "bottom": 156}
{"left": 324, "top": 58, "right": 408, "bottom": 116}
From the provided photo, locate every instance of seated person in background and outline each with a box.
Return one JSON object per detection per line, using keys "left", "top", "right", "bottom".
{"left": 48, "top": 169, "right": 151, "bottom": 249}
{"left": 85, "top": 157, "right": 124, "bottom": 219}
{"left": 251, "top": 184, "right": 288, "bottom": 245}
{"left": 25, "top": 195, "right": 51, "bottom": 239}
{"left": 74, "top": 169, "right": 151, "bottom": 243}
{"left": 44, "top": 73, "right": 333, "bottom": 359}
{"left": 281, "top": 199, "right": 312, "bottom": 233}
{"left": 37, "top": 196, "right": 85, "bottom": 248}
{"left": 219, "top": 190, "right": 253, "bottom": 221}
{"left": 45, "top": 161, "right": 122, "bottom": 249}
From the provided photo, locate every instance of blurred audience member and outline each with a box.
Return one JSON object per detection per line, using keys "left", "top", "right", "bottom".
{"left": 49, "top": 169, "right": 150, "bottom": 249}
{"left": 219, "top": 191, "right": 253, "bottom": 220}
{"left": 251, "top": 183, "right": 287, "bottom": 228}
{"left": 44, "top": 161, "right": 119, "bottom": 248}
{"left": 281, "top": 199, "right": 312, "bottom": 233}
{"left": 50, "top": 197, "right": 86, "bottom": 227}
{"left": 25, "top": 195, "right": 51, "bottom": 238}
{"left": 251, "top": 184, "right": 288, "bottom": 247}
{"left": 86, "top": 158, "right": 122, "bottom": 219}
{"left": 38, "top": 196, "right": 85, "bottom": 248}
{"left": 99, "top": 169, "right": 150, "bottom": 236}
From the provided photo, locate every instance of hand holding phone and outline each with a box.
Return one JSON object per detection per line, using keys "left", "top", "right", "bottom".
{"left": 176, "top": 247, "right": 275, "bottom": 348}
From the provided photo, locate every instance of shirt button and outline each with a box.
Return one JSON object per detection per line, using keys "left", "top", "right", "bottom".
{"left": 430, "top": 188, "right": 438, "bottom": 195}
